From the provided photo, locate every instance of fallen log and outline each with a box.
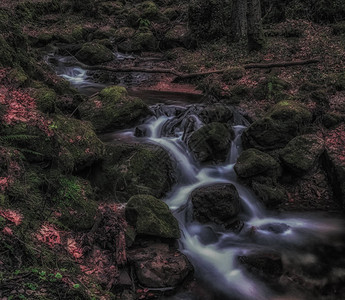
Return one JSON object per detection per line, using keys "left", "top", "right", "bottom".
{"left": 70, "top": 58, "right": 320, "bottom": 80}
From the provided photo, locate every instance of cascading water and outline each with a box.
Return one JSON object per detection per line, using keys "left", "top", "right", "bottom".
{"left": 130, "top": 104, "right": 344, "bottom": 300}
{"left": 50, "top": 60, "right": 344, "bottom": 299}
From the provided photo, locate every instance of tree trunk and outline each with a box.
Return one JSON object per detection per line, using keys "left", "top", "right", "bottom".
{"left": 247, "top": 0, "right": 265, "bottom": 51}
{"left": 230, "top": 0, "right": 247, "bottom": 41}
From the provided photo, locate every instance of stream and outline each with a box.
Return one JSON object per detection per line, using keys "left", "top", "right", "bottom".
{"left": 49, "top": 54, "right": 345, "bottom": 300}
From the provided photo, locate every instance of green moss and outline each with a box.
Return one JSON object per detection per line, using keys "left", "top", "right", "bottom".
{"left": 79, "top": 86, "right": 150, "bottom": 132}
{"left": 0, "top": 35, "right": 14, "bottom": 67}
{"left": 252, "top": 181, "right": 287, "bottom": 208}
{"left": 8, "top": 68, "right": 28, "bottom": 86}
{"left": 234, "top": 148, "right": 281, "bottom": 178}
{"left": 125, "top": 194, "right": 180, "bottom": 239}
{"left": 114, "top": 27, "right": 135, "bottom": 42}
{"left": 33, "top": 88, "right": 56, "bottom": 113}
{"left": 53, "top": 175, "right": 97, "bottom": 231}
{"left": 131, "top": 27, "right": 156, "bottom": 51}
{"left": 53, "top": 115, "right": 105, "bottom": 172}
{"left": 139, "top": 1, "right": 159, "bottom": 20}
{"left": 243, "top": 101, "right": 312, "bottom": 150}
{"left": 75, "top": 42, "right": 114, "bottom": 65}
{"left": 280, "top": 134, "right": 325, "bottom": 173}
{"left": 188, "top": 122, "right": 232, "bottom": 163}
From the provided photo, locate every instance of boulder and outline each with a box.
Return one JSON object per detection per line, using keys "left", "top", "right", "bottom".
{"left": 125, "top": 194, "right": 180, "bottom": 239}
{"left": 252, "top": 181, "right": 287, "bottom": 208}
{"left": 280, "top": 134, "right": 325, "bottom": 174}
{"left": 238, "top": 250, "right": 283, "bottom": 281}
{"left": 234, "top": 148, "right": 280, "bottom": 179}
{"left": 198, "top": 104, "right": 233, "bottom": 124}
{"left": 75, "top": 42, "right": 114, "bottom": 65}
{"left": 163, "top": 25, "right": 192, "bottom": 49}
{"left": 191, "top": 184, "right": 240, "bottom": 228}
{"left": 323, "top": 124, "right": 345, "bottom": 209}
{"left": 187, "top": 122, "right": 233, "bottom": 163}
{"left": 128, "top": 243, "right": 193, "bottom": 288}
{"left": 118, "top": 27, "right": 156, "bottom": 52}
{"left": 243, "top": 101, "right": 312, "bottom": 150}
{"left": 99, "top": 143, "right": 176, "bottom": 201}
{"left": 79, "top": 86, "right": 150, "bottom": 132}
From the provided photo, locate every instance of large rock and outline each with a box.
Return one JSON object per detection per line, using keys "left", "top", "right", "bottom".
{"left": 125, "top": 194, "right": 180, "bottom": 239}
{"left": 198, "top": 104, "right": 233, "bottom": 124}
{"left": 280, "top": 134, "right": 325, "bottom": 173}
{"left": 252, "top": 181, "right": 287, "bottom": 208}
{"left": 75, "top": 42, "right": 114, "bottom": 65}
{"left": 323, "top": 125, "right": 345, "bottom": 209}
{"left": 191, "top": 184, "right": 240, "bottom": 228}
{"left": 79, "top": 86, "right": 150, "bottom": 132}
{"left": 243, "top": 101, "right": 312, "bottom": 150}
{"left": 163, "top": 25, "right": 192, "bottom": 49}
{"left": 187, "top": 122, "right": 233, "bottom": 163}
{"left": 128, "top": 243, "right": 193, "bottom": 288}
{"left": 238, "top": 250, "right": 283, "bottom": 281}
{"left": 99, "top": 143, "right": 176, "bottom": 201}
{"left": 234, "top": 148, "right": 280, "bottom": 179}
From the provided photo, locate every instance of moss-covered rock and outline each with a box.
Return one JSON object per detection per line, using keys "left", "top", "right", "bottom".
{"left": 163, "top": 25, "right": 191, "bottom": 49}
{"left": 125, "top": 194, "right": 180, "bottom": 239}
{"left": 198, "top": 104, "right": 233, "bottom": 124}
{"left": 138, "top": 1, "right": 159, "bottom": 20}
{"left": 253, "top": 76, "right": 291, "bottom": 101}
{"left": 113, "top": 27, "right": 136, "bottom": 43}
{"left": 33, "top": 87, "right": 56, "bottom": 113}
{"left": 191, "top": 184, "right": 240, "bottom": 228}
{"left": 97, "top": 143, "right": 175, "bottom": 201}
{"left": 75, "top": 42, "right": 114, "bottom": 65}
{"left": 53, "top": 175, "right": 97, "bottom": 231}
{"left": 187, "top": 122, "right": 233, "bottom": 163}
{"left": 252, "top": 181, "right": 287, "bottom": 208}
{"left": 280, "top": 134, "right": 325, "bottom": 174}
{"left": 234, "top": 148, "right": 281, "bottom": 178}
{"left": 243, "top": 101, "right": 312, "bottom": 150}
{"left": 0, "top": 35, "right": 14, "bottom": 67}
{"left": 118, "top": 27, "right": 156, "bottom": 52}
{"left": 222, "top": 67, "right": 246, "bottom": 82}
{"left": 53, "top": 115, "right": 105, "bottom": 172}
{"left": 79, "top": 86, "right": 150, "bottom": 132}
{"left": 99, "top": 1, "right": 124, "bottom": 15}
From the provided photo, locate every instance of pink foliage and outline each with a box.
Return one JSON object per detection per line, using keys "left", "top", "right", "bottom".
{"left": 0, "top": 209, "right": 23, "bottom": 226}
{"left": 36, "top": 223, "right": 61, "bottom": 248}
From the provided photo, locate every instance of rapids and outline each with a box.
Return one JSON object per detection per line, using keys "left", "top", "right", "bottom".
{"left": 49, "top": 56, "right": 345, "bottom": 300}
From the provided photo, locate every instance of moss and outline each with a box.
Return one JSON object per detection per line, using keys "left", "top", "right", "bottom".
{"left": 8, "top": 68, "right": 28, "bottom": 86}
{"left": 99, "top": 143, "right": 175, "bottom": 201}
{"left": 125, "top": 194, "right": 180, "bottom": 239}
{"left": 252, "top": 182, "right": 287, "bottom": 208}
{"left": 280, "top": 134, "right": 325, "bottom": 173}
{"left": 188, "top": 122, "right": 233, "bottom": 163}
{"left": 75, "top": 42, "right": 114, "bottom": 65}
{"left": 100, "top": 1, "right": 124, "bottom": 15}
{"left": 131, "top": 27, "right": 156, "bottom": 51}
{"left": 0, "top": 35, "right": 14, "bottom": 67}
{"left": 79, "top": 85, "right": 150, "bottom": 132}
{"left": 53, "top": 115, "right": 105, "bottom": 172}
{"left": 234, "top": 148, "right": 281, "bottom": 178}
{"left": 53, "top": 175, "right": 97, "bottom": 231}
{"left": 243, "top": 101, "right": 312, "bottom": 150}
{"left": 33, "top": 88, "right": 56, "bottom": 113}
{"left": 253, "top": 76, "right": 291, "bottom": 101}
{"left": 138, "top": 1, "right": 159, "bottom": 20}
{"left": 222, "top": 67, "right": 245, "bottom": 82}
{"left": 322, "top": 112, "right": 345, "bottom": 128}
{"left": 114, "top": 27, "right": 135, "bottom": 42}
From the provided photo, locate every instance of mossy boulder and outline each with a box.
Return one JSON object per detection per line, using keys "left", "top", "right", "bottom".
{"left": 75, "top": 42, "right": 114, "bottom": 65}
{"left": 234, "top": 148, "right": 281, "bottom": 179}
{"left": 98, "top": 143, "right": 176, "bottom": 201}
{"left": 187, "top": 122, "right": 233, "bottom": 163}
{"left": 99, "top": 1, "right": 124, "bottom": 15}
{"left": 113, "top": 27, "right": 135, "bottom": 43}
{"left": 222, "top": 67, "right": 246, "bottom": 82}
{"left": 125, "top": 194, "right": 180, "bottom": 239}
{"left": 280, "top": 134, "right": 325, "bottom": 174}
{"left": 252, "top": 181, "right": 287, "bottom": 208}
{"left": 79, "top": 86, "right": 150, "bottom": 132}
{"left": 253, "top": 76, "right": 291, "bottom": 101}
{"left": 138, "top": 1, "right": 159, "bottom": 20}
{"left": 33, "top": 87, "right": 56, "bottom": 113}
{"left": 191, "top": 184, "right": 240, "bottom": 228}
{"left": 53, "top": 175, "right": 97, "bottom": 231}
{"left": 243, "top": 101, "right": 312, "bottom": 150}
{"left": 53, "top": 115, "right": 105, "bottom": 172}
{"left": 198, "top": 104, "right": 233, "bottom": 124}
{"left": 163, "top": 25, "right": 191, "bottom": 49}
{"left": 0, "top": 35, "right": 14, "bottom": 67}
{"left": 120, "top": 27, "right": 156, "bottom": 52}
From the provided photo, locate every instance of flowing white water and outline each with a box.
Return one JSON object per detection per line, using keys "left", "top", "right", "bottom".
{"left": 50, "top": 60, "right": 344, "bottom": 299}
{"left": 133, "top": 106, "right": 344, "bottom": 300}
